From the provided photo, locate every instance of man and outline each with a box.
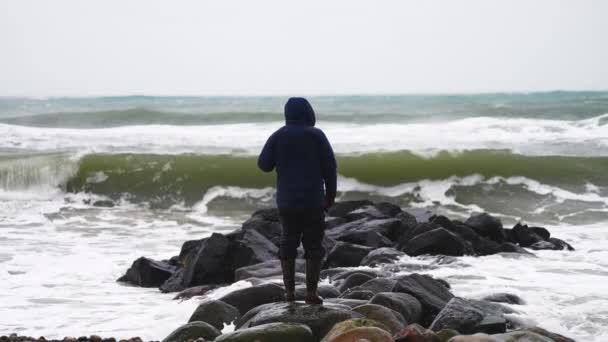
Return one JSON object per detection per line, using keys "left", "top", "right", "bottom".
{"left": 258, "top": 97, "right": 337, "bottom": 305}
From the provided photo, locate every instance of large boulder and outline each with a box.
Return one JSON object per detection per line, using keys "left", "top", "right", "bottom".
{"left": 340, "top": 290, "right": 375, "bottom": 300}
{"left": 241, "top": 209, "right": 283, "bottom": 246}
{"left": 160, "top": 233, "right": 233, "bottom": 292}
{"left": 325, "top": 298, "right": 369, "bottom": 308}
{"left": 117, "top": 257, "right": 176, "bottom": 287}
{"left": 237, "top": 302, "right": 364, "bottom": 341}
{"left": 432, "top": 216, "right": 501, "bottom": 256}
{"left": 491, "top": 330, "right": 555, "bottom": 342}
{"left": 327, "top": 200, "right": 374, "bottom": 217}
{"left": 360, "top": 247, "right": 406, "bottom": 267}
{"left": 161, "top": 321, "right": 221, "bottom": 342}
{"left": 231, "top": 229, "right": 279, "bottom": 269}
{"left": 511, "top": 223, "right": 544, "bottom": 247}
{"left": 357, "top": 278, "right": 397, "bottom": 294}
{"left": 429, "top": 298, "right": 507, "bottom": 335}
{"left": 531, "top": 238, "right": 575, "bottom": 251}
{"left": 344, "top": 205, "right": 391, "bottom": 221}
{"left": 295, "top": 285, "right": 340, "bottom": 300}
{"left": 394, "top": 323, "right": 442, "bottom": 342}
{"left": 482, "top": 293, "right": 525, "bottom": 305}
{"left": 326, "top": 218, "right": 401, "bottom": 248}
{"left": 400, "top": 228, "right": 475, "bottom": 257}
{"left": 324, "top": 242, "right": 373, "bottom": 268}
{"left": 321, "top": 319, "right": 392, "bottom": 342}
{"left": 234, "top": 259, "right": 306, "bottom": 281}
{"left": 188, "top": 300, "right": 240, "bottom": 330}
{"left": 214, "top": 322, "right": 314, "bottom": 342}
{"left": 336, "top": 272, "right": 375, "bottom": 293}
{"left": 465, "top": 213, "right": 505, "bottom": 243}
{"left": 352, "top": 304, "right": 407, "bottom": 334}
{"left": 218, "top": 283, "right": 285, "bottom": 315}
{"left": 393, "top": 273, "right": 454, "bottom": 326}
{"left": 369, "top": 292, "right": 422, "bottom": 324}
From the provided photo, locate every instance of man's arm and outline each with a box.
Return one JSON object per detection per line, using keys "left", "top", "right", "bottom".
{"left": 257, "top": 133, "right": 276, "bottom": 172}
{"left": 319, "top": 131, "right": 337, "bottom": 206}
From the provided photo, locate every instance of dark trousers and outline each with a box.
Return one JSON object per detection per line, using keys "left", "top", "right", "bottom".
{"left": 278, "top": 208, "right": 326, "bottom": 260}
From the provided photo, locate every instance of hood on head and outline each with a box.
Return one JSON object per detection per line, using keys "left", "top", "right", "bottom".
{"left": 284, "top": 97, "right": 316, "bottom": 126}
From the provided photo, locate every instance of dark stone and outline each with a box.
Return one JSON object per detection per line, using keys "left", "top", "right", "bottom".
{"left": 393, "top": 273, "right": 455, "bottom": 326}
{"left": 218, "top": 283, "right": 286, "bottom": 315}
{"left": 117, "top": 257, "right": 176, "bottom": 287}
{"left": 530, "top": 227, "right": 551, "bottom": 240}
{"left": 336, "top": 272, "right": 375, "bottom": 293}
{"left": 327, "top": 200, "right": 373, "bottom": 217}
{"left": 325, "top": 217, "right": 347, "bottom": 230}
{"left": 188, "top": 300, "right": 240, "bottom": 330}
{"left": 360, "top": 247, "right": 406, "bottom": 267}
{"left": 465, "top": 213, "right": 505, "bottom": 243}
{"left": 400, "top": 228, "right": 475, "bottom": 257}
{"left": 528, "top": 326, "right": 576, "bottom": 342}
{"left": 483, "top": 293, "right": 525, "bottom": 305}
{"left": 241, "top": 214, "right": 283, "bottom": 247}
{"left": 512, "top": 223, "right": 544, "bottom": 247}
{"left": 250, "top": 208, "right": 280, "bottom": 222}
{"left": 531, "top": 238, "right": 574, "bottom": 251}
{"left": 231, "top": 229, "right": 279, "bottom": 269}
{"left": 397, "top": 222, "right": 440, "bottom": 245}
{"left": 374, "top": 202, "right": 403, "bottom": 217}
{"left": 369, "top": 292, "right": 422, "bottom": 324}
{"left": 429, "top": 297, "right": 508, "bottom": 334}
{"left": 340, "top": 290, "right": 375, "bottom": 300}
{"left": 324, "top": 298, "right": 369, "bottom": 308}
{"left": 499, "top": 242, "right": 535, "bottom": 255}
{"left": 352, "top": 304, "right": 407, "bottom": 334}
{"left": 161, "top": 321, "right": 221, "bottom": 342}
{"left": 237, "top": 302, "right": 364, "bottom": 341}
{"left": 432, "top": 216, "right": 501, "bottom": 256}
{"left": 344, "top": 205, "right": 390, "bottom": 221}
{"left": 295, "top": 285, "right": 340, "bottom": 300}
{"left": 548, "top": 237, "right": 575, "bottom": 251}
{"left": 327, "top": 268, "right": 385, "bottom": 282}
{"left": 358, "top": 278, "right": 397, "bottom": 294}
{"left": 234, "top": 259, "right": 306, "bottom": 281}
{"left": 173, "top": 285, "right": 218, "bottom": 301}
{"left": 214, "top": 322, "right": 314, "bottom": 342}
{"left": 324, "top": 241, "right": 372, "bottom": 268}
{"left": 394, "top": 323, "right": 442, "bottom": 342}
{"left": 92, "top": 200, "right": 114, "bottom": 207}
{"left": 326, "top": 218, "right": 401, "bottom": 247}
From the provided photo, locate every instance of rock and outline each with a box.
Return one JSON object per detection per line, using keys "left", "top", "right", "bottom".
{"left": 436, "top": 329, "right": 460, "bottom": 342}
{"left": 325, "top": 298, "right": 370, "bottom": 308}
{"left": 336, "top": 272, "right": 376, "bottom": 293}
{"left": 241, "top": 211, "right": 282, "bottom": 246}
{"left": 231, "top": 229, "right": 279, "bottom": 269}
{"left": 448, "top": 334, "right": 498, "bottom": 342}
{"left": 531, "top": 238, "right": 574, "bottom": 251}
{"left": 238, "top": 302, "right": 364, "bottom": 341}
{"left": 400, "top": 228, "right": 475, "bottom": 257}
{"left": 393, "top": 273, "right": 454, "bottom": 326}
{"left": 160, "top": 233, "right": 232, "bottom": 292}
{"left": 431, "top": 216, "right": 501, "bottom": 256}
{"left": 321, "top": 319, "right": 392, "bottom": 342}
{"left": 491, "top": 331, "right": 554, "bottom": 342}
{"left": 326, "top": 217, "right": 348, "bottom": 229}
{"left": 429, "top": 298, "right": 507, "bottom": 335}
{"left": 295, "top": 285, "right": 340, "bottom": 300}
{"left": 360, "top": 247, "right": 406, "bottom": 267}
{"left": 218, "top": 283, "right": 285, "bottom": 315}
{"left": 92, "top": 199, "right": 114, "bottom": 207}
{"left": 328, "top": 200, "right": 374, "bottom": 217}
{"left": 326, "top": 218, "right": 401, "bottom": 248}
{"left": 352, "top": 304, "right": 407, "bottom": 334}
{"left": 527, "top": 326, "right": 576, "bottom": 342}
{"left": 369, "top": 292, "right": 422, "bottom": 324}
{"left": 340, "top": 290, "right": 376, "bottom": 300}
{"left": 214, "top": 322, "right": 314, "bottom": 342}
{"left": 324, "top": 242, "right": 373, "bottom": 268}
{"left": 511, "top": 223, "right": 544, "bottom": 247}
{"left": 357, "top": 278, "right": 397, "bottom": 294}
{"left": 530, "top": 227, "right": 551, "bottom": 240}
{"left": 393, "top": 323, "right": 442, "bottom": 342}
{"left": 344, "top": 206, "right": 390, "bottom": 221}
{"left": 498, "top": 243, "right": 534, "bottom": 255}
{"left": 482, "top": 293, "right": 525, "bottom": 305}
{"left": 329, "top": 269, "right": 384, "bottom": 282}
{"left": 173, "top": 285, "right": 218, "bottom": 300}
{"left": 188, "top": 300, "right": 240, "bottom": 330}
{"left": 117, "top": 257, "right": 176, "bottom": 287}
{"left": 234, "top": 259, "right": 306, "bottom": 281}
{"left": 374, "top": 202, "right": 404, "bottom": 217}
{"left": 464, "top": 213, "right": 505, "bottom": 243}
{"left": 161, "top": 321, "right": 221, "bottom": 342}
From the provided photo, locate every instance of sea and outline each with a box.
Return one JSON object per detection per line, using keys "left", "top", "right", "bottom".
{"left": 1, "top": 92, "right": 607, "bottom": 340}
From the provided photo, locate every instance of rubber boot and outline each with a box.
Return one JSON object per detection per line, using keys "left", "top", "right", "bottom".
{"left": 305, "top": 258, "right": 324, "bottom": 305}
{"left": 280, "top": 259, "right": 296, "bottom": 302}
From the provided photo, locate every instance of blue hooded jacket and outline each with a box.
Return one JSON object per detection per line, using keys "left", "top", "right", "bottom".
{"left": 258, "top": 97, "right": 337, "bottom": 209}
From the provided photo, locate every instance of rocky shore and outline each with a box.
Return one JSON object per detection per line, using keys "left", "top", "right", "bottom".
{"left": 111, "top": 200, "right": 577, "bottom": 341}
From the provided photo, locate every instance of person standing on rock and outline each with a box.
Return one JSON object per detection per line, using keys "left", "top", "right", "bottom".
{"left": 257, "top": 97, "right": 337, "bottom": 305}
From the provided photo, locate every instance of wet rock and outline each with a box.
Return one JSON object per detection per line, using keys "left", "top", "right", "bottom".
{"left": 237, "top": 302, "right": 364, "bottom": 341}
{"left": 336, "top": 272, "right": 375, "bottom": 293}
{"left": 326, "top": 217, "right": 348, "bottom": 230}
{"left": 321, "top": 319, "right": 392, "bottom": 342}
{"left": 436, "top": 329, "right": 460, "bottom": 342}
{"left": 340, "top": 290, "right": 376, "bottom": 300}
{"left": 511, "top": 223, "right": 544, "bottom": 247}
{"left": 499, "top": 243, "right": 534, "bottom": 255}
{"left": 188, "top": 300, "right": 240, "bottom": 330}
{"left": 482, "top": 293, "right": 525, "bottom": 305}
{"left": 326, "top": 218, "right": 400, "bottom": 248}
{"left": 324, "top": 242, "right": 373, "bottom": 268}
{"left": 531, "top": 238, "right": 575, "bottom": 251}
{"left": 369, "top": 292, "right": 422, "bottom": 324}
{"left": 161, "top": 321, "right": 221, "bottom": 342}
{"left": 117, "top": 257, "right": 177, "bottom": 287}
{"left": 215, "top": 322, "right": 314, "bottom": 342}
{"left": 360, "top": 247, "right": 406, "bottom": 267}
{"left": 325, "top": 298, "right": 369, "bottom": 308}
{"left": 92, "top": 200, "right": 114, "bottom": 207}
{"left": 344, "top": 205, "right": 390, "bottom": 221}
{"left": 448, "top": 333, "right": 498, "bottom": 342}
{"left": 357, "top": 278, "right": 397, "bottom": 294}
{"left": 374, "top": 201, "right": 404, "bottom": 217}
{"left": 231, "top": 229, "right": 279, "bottom": 269}
{"left": 527, "top": 326, "right": 576, "bottom": 342}
{"left": 173, "top": 285, "right": 219, "bottom": 300}
{"left": 429, "top": 298, "right": 507, "bottom": 335}
{"left": 465, "top": 213, "right": 505, "bottom": 243}
{"left": 234, "top": 259, "right": 306, "bottom": 281}
{"left": 241, "top": 210, "right": 282, "bottom": 246}
{"left": 218, "top": 283, "right": 285, "bottom": 315}
{"left": 327, "top": 200, "right": 374, "bottom": 217}
{"left": 352, "top": 304, "right": 407, "bottom": 334}
{"left": 393, "top": 323, "right": 442, "bottom": 342}
{"left": 431, "top": 216, "right": 501, "bottom": 256}
{"left": 530, "top": 227, "right": 551, "bottom": 240}
{"left": 393, "top": 273, "right": 454, "bottom": 326}
{"left": 491, "top": 330, "right": 554, "bottom": 342}
{"left": 400, "top": 228, "right": 475, "bottom": 257}
{"left": 295, "top": 285, "right": 340, "bottom": 300}
{"left": 328, "top": 268, "right": 384, "bottom": 282}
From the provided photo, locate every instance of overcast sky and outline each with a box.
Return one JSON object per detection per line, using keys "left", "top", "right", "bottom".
{"left": 1, "top": 0, "right": 607, "bottom": 96}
